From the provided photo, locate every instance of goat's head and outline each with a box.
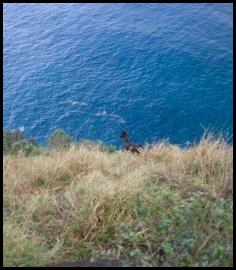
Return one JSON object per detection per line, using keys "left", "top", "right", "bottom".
{"left": 120, "top": 130, "right": 128, "bottom": 138}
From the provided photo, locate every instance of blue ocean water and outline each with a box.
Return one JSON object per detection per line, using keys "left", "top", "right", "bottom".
{"left": 3, "top": 3, "right": 233, "bottom": 148}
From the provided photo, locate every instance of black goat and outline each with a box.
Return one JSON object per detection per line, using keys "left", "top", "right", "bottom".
{"left": 120, "top": 130, "right": 143, "bottom": 154}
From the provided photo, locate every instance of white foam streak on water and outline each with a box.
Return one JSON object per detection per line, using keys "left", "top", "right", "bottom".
{"left": 66, "top": 100, "right": 88, "bottom": 106}
{"left": 95, "top": 110, "right": 125, "bottom": 122}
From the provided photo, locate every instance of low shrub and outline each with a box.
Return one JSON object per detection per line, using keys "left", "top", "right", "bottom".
{"left": 48, "top": 129, "right": 73, "bottom": 149}
{"left": 3, "top": 129, "right": 40, "bottom": 156}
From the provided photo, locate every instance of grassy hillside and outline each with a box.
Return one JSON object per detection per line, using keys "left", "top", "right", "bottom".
{"left": 3, "top": 134, "right": 233, "bottom": 267}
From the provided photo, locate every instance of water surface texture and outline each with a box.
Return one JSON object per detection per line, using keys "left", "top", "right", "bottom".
{"left": 3, "top": 3, "right": 233, "bottom": 147}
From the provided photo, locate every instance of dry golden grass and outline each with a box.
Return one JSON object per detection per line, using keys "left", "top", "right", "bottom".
{"left": 3, "top": 134, "right": 233, "bottom": 267}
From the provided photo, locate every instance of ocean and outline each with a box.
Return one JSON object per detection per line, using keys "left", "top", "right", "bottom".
{"left": 3, "top": 3, "right": 233, "bottom": 148}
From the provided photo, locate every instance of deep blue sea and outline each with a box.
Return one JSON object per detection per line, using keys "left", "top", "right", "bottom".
{"left": 3, "top": 3, "right": 233, "bottom": 148}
